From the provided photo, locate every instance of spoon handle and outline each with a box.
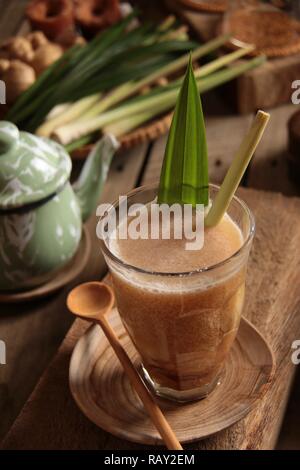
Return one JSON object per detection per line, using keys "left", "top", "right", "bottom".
{"left": 98, "top": 316, "right": 183, "bottom": 451}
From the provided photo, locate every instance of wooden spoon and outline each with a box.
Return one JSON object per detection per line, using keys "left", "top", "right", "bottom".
{"left": 67, "top": 281, "right": 183, "bottom": 451}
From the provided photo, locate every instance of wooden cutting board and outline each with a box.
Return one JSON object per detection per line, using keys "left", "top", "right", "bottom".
{"left": 165, "top": 0, "right": 300, "bottom": 113}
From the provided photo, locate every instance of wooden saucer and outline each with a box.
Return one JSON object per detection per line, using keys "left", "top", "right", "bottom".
{"left": 0, "top": 226, "right": 91, "bottom": 304}
{"left": 69, "top": 309, "right": 275, "bottom": 446}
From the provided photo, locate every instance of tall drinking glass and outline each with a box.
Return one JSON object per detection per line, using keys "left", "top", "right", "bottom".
{"left": 100, "top": 184, "right": 255, "bottom": 402}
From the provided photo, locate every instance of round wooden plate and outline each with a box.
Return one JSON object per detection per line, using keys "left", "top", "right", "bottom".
{"left": 0, "top": 226, "right": 91, "bottom": 304}
{"left": 69, "top": 309, "right": 275, "bottom": 446}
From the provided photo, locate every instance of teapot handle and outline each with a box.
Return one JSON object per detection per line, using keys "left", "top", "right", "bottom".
{"left": 0, "top": 121, "right": 19, "bottom": 154}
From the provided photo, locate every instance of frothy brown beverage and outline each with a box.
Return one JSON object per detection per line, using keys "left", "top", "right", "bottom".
{"left": 107, "top": 212, "right": 246, "bottom": 400}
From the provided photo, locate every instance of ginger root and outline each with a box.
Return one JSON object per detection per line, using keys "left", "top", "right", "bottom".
{"left": 1, "top": 37, "right": 34, "bottom": 63}
{"left": 0, "top": 59, "right": 10, "bottom": 74}
{"left": 0, "top": 30, "right": 79, "bottom": 104}
{"left": 31, "top": 42, "right": 63, "bottom": 75}
{"left": 27, "top": 31, "right": 49, "bottom": 50}
{"left": 0, "top": 60, "right": 36, "bottom": 104}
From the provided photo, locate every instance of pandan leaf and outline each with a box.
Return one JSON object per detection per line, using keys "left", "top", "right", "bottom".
{"left": 158, "top": 57, "right": 209, "bottom": 207}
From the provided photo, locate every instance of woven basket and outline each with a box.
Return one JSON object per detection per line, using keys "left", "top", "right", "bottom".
{"left": 220, "top": 7, "right": 300, "bottom": 57}
{"left": 71, "top": 112, "right": 173, "bottom": 160}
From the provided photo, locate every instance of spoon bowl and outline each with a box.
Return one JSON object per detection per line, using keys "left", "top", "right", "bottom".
{"left": 67, "top": 282, "right": 114, "bottom": 320}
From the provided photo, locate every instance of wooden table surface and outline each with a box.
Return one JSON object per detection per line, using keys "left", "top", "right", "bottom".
{"left": 0, "top": 0, "right": 300, "bottom": 450}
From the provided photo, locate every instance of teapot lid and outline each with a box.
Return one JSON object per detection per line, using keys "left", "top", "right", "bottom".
{"left": 0, "top": 121, "right": 71, "bottom": 210}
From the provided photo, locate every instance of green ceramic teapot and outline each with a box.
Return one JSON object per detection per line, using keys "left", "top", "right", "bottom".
{"left": 0, "top": 121, "right": 119, "bottom": 291}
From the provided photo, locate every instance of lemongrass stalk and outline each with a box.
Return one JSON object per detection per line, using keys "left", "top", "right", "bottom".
{"left": 103, "top": 54, "right": 266, "bottom": 126}
{"left": 54, "top": 88, "right": 177, "bottom": 144}
{"left": 142, "top": 16, "right": 178, "bottom": 46}
{"left": 65, "top": 134, "right": 95, "bottom": 153}
{"left": 83, "top": 57, "right": 265, "bottom": 137}
{"left": 46, "top": 103, "right": 71, "bottom": 121}
{"left": 178, "top": 32, "right": 189, "bottom": 41}
{"left": 196, "top": 55, "right": 266, "bottom": 94}
{"left": 158, "top": 15, "right": 176, "bottom": 32}
{"left": 68, "top": 56, "right": 265, "bottom": 148}
{"left": 77, "top": 35, "right": 231, "bottom": 122}
{"left": 195, "top": 45, "right": 255, "bottom": 78}
{"left": 158, "top": 26, "right": 189, "bottom": 42}
{"left": 103, "top": 104, "right": 172, "bottom": 138}
{"left": 79, "top": 83, "right": 135, "bottom": 120}
{"left": 205, "top": 111, "right": 270, "bottom": 227}
{"left": 36, "top": 94, "right": 101, "bottom": 137}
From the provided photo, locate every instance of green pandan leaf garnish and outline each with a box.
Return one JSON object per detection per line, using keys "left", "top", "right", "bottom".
{"left": 158, "top": 57, "right": 209, "bottom": 207}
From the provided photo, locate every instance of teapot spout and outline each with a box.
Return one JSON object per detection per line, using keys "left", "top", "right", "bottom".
{"left": 73, "top": 134, "right": 119, "bottom": 222}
